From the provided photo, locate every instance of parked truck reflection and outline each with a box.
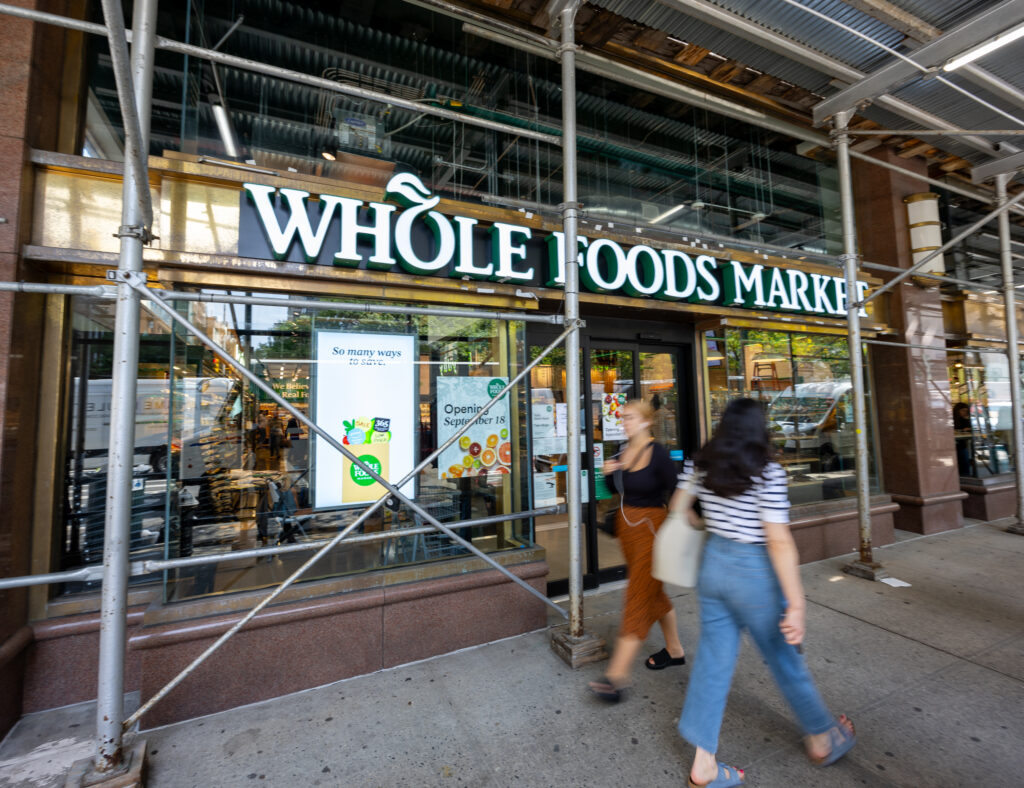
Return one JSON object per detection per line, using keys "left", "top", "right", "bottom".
{"left": 70, "top": 377, "right": 241, "bottom": 475}
{"left": 768, "top": 381, "right": 854, "bottom": 472}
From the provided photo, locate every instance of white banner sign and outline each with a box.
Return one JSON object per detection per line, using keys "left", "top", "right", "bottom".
{"left": 313, "top": 331, "right": 415, "bottom": 507}
{"left": 437, "top": 376, "right": 510, "bottom": 480}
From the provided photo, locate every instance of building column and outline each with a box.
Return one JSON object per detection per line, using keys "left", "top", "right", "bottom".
{"left": 0, "top": 0, "right": 80, "bottom": 739}
{"left": 852, "top": 147, "right": 965, "bottom": 534}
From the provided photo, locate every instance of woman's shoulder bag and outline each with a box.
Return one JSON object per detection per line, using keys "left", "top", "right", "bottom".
{"left": 651, "top": 475, "right": 706, "bottom": 588}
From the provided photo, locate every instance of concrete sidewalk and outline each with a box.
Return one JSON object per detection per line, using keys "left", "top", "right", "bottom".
{"left": 2, "top": 521, "right": 1023, "bottom": 787}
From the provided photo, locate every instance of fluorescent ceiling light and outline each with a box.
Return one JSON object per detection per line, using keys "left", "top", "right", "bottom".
{"left": 650, "top": 204, "right": 688, "bottom": 224}
{"left": 943, "top": 21, "right": 1024, "bottom": 71}
{"left": 209, "top": 96, "right": 240, "bottom": 159}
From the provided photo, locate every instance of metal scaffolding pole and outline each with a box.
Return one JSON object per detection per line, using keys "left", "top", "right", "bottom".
{"left": 548, "top": 1, "right": 603, "bottom": 669}
{"left": 90, "top": 0, "right": 157, "bottom": 774}
{"left": 161, "top": 291, "right": 564, "bottom": 325}
{"left": 97, "top": 0, "right": 154, "bottom": 232}
{"left": 834, "top": 110, "right": 886, "bottom": 581}
{"left": 0, "top": 507, "right": 563, "bottom": 589}
{"left": 857, "top": 261, "right": 1024, "bottom": 300}
{"left": 560, "top": 4, "right": 584, "bottom": 640}
{"left": 136, "top": 506, "right": 563, "bottom": 572}
{"left": 850, "top": 129, "right": 1024, "bottom": 137}
{"left": 863, "top": 338, "right": 1021, "bottom": 355}
{"left": 0, "top": 282, "right": 115, "bottom": 297}
{"left": 998, "top": 174, "right": 1024, "bottom": 536}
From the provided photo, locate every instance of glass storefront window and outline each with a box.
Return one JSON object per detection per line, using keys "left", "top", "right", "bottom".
{"left": 704, "top": 328, "right": 878, "bottom": 504}
{"left": 949, "top": 352, "right": 1014, "bottom": 478}
{"left": 59, "top": 290, "right": 532, "bottom": 602}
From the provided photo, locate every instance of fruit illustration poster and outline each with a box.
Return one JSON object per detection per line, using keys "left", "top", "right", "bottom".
{"left": 602, "top": 392, "right": 628, "bottom": 441}
{"left": 437, "top": 377, "right": 511, "bottom": 480}
{"left": 313, "top": 331, "right": 415, "bottom": 507}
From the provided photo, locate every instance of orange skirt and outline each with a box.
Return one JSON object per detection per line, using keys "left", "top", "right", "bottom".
{"left": 616, "top": 505, "right": 673, "bottom": 639}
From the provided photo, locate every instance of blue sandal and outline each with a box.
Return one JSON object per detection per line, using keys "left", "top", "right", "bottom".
{"left": 686, "top": 762, "right": 744, "bottom": 788}
{"left": 809, "top": 715, "right": 856, "bottom": 767}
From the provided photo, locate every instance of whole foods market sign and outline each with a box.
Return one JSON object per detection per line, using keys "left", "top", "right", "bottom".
{"left": 239, "top": 174, "right": 868, "bottom": 318}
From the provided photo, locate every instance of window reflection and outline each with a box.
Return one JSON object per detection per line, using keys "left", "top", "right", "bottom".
{"left": 949, "top": 352, "right": 1014, "bottom": 478}
{"left": 59, "top": 292, "right": 531, "bottom": 602}
{"left": 704, "top": 328, "right": 877, "bottom": 504}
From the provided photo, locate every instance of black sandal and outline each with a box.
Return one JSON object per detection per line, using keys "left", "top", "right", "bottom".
{"left": 588, "top": 675, "right": 626, "bottom": 702}
{"left": 645, "top": 647, "right": 686, "bottom": 670}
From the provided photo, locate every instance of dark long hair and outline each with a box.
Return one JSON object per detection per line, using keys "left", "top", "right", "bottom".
{"left": 695, "top": 398, "right": 773, "bottom": 498}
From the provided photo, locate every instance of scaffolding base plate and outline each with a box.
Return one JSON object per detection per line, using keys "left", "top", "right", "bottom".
{"left": 65, "top": 739, "right": 146, "bottom": 788}
{"left": 1005, "top": 521, "right": 1024, "bottom": 536}
{"left": 842, "top": 560, "right": 888, "bottom": 581}
{"left": 550, "top": 626, "right": 607, "bottom": 669}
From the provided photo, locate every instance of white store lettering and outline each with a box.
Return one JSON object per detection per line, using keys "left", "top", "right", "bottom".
{"left": 242, "top": 174, "right": 871, "bottom": 319}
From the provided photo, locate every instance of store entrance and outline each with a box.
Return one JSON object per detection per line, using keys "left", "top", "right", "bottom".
{"left": 527, "top": 323, "right": 695, "bottom": 596}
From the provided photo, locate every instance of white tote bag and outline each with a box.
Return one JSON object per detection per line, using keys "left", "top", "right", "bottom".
{"left": 652, "top": 478, "right": 706, "bottom": 588}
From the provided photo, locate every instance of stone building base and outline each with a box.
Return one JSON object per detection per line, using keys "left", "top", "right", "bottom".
{"left": 960, "top": 476, "right": 1017, "bottom": 522}
{"left": 23, "top": 556, "right": 548, "bottom": 729}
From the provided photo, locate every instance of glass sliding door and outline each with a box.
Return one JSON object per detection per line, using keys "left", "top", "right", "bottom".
{"left": 529, "top": 334, "right": 687, "bottom": 594}
{"left": 589, "top": 346, "right": 634, "bottom": 575}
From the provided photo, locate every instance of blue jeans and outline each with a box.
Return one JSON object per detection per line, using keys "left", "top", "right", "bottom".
{"left": 678, "top": 534, "right": 835, "bottom": 753}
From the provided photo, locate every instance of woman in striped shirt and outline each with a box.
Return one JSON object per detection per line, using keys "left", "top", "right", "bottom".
{"left": 675, "top": 398, "right": 855, "bottom": 788}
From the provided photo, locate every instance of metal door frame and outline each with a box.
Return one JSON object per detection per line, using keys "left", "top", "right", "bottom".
{"left": 527, "top": 321, "right": 696, "bottom": 596}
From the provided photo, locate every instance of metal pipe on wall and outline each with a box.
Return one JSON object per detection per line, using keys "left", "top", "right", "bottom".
{"left": 92, "top": 0, "right": 157, "bottom": 773}
{"left": 997, "top": 174, "right": 1024, "bottom": 535}
{"left": 560, "top": 4, "right": 584, "bottom": 640}
{"left": 833, "top": 110, "right": 884, "bottom": 580}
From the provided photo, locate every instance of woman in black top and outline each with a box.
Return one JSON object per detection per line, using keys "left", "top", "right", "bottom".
{"left": 589, "top": 399, "right": 686, "bottom": 702}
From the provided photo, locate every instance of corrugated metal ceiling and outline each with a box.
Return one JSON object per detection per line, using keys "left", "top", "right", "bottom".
{"left": 591, "top": 0, "right": 838, "bottom": 93}
{"left": 892, "top": 0, "right": 998, "bottom": 31}
{"left": 589, "top": 0, "right": 1024, "bottom": 169}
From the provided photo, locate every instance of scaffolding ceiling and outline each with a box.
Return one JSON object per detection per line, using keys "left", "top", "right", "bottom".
{"left": 82, "top": 0, "right": 1024, "bottom": 283}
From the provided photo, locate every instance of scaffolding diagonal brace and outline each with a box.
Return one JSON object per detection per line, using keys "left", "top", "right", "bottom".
{"left": 122, "top": 275, "right": 573, "bottom": 728}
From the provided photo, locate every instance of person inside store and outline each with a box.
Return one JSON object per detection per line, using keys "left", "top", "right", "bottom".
{"left": 588, "top": 398, "right": 687, "bottom": 702}
{"left": 285, "top": 416, "right": 307, "bottom": 469}
{"left": 248, "top": 411, "right": 289, "bottom": 472}
{"left": 675, "top": 398, "right": 855, "bottom": 788}
{"left": 953, "top": 402, "right": 973, "bottom": 477}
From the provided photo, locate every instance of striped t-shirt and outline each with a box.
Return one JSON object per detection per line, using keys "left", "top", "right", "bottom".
{"left": 678, "top": 459, "right": 790, "bottom": 544}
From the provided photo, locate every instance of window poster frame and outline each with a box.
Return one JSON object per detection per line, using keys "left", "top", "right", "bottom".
{"left": 311, "top": 329, "right": 417, "bottom": 509}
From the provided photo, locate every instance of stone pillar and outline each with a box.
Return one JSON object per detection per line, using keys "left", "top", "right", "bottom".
{"left": 0, "top": 0, "right": 79, "bottom": 739}
{"left": 853, "top": 148, "right": 965, "bottom": 533}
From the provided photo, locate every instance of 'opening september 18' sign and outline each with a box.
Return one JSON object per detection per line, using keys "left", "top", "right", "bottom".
{"left": 240, "top": 173, "right": 869, "bottom": 318}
